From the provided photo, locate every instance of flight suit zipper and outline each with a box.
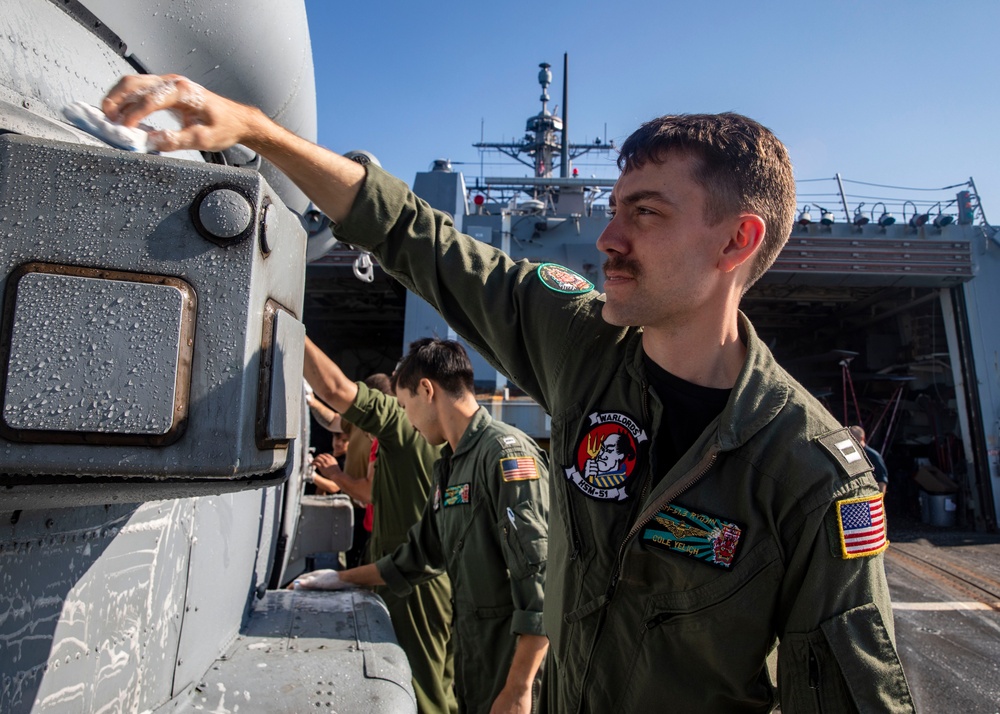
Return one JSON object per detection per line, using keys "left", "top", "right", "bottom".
{"left": 609, "top": 447, "right": 719, "bottom": 593}
{"left": 565, "top": 491, "right": 584, "bottom": 561}
{"left": 808, "top": 645, "right": 824, "bottom": 713}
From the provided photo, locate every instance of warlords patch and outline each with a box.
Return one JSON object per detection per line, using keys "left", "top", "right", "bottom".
{"left": 564, "top": 411, "right": 648, "bottom": 501}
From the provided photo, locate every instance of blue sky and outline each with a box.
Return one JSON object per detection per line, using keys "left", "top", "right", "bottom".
{"left": 305, "top": 0, "right": 999, "bottom": 224}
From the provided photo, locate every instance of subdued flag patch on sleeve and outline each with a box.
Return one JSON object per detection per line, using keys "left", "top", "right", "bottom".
{"left": 835, "top": 494, "right": 888, "bottom": 558}
{"left": 501, "top": 456, "right": 539, "bottom": 482}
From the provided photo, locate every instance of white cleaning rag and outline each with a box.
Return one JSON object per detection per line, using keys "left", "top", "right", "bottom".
{"left": 63, "top": 101, "right": 157, "bottom": 153}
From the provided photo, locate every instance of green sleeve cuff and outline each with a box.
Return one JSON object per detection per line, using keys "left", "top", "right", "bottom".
{"left": 342, "top": 381, "right": 373, "bottom": 427}
{"left": 376, "top": 554, "right": 414, "bottom": 598}
{"left": 511, "top": 609, "right": 545, "bottom": 637}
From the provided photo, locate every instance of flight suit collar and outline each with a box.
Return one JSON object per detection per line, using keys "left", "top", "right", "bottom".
{"left": 626, "top": 311, "right": 789, "bottom": 455}
{"left": 449, "top": 406, "right": 493, "bottom": 459}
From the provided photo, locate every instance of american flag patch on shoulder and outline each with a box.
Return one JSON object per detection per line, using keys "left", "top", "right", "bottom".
{"left": 836, "top": 494, "right": 888, "bottom": 559}
{"left": 501, "top": 456, "right": 539, "bottom": 482}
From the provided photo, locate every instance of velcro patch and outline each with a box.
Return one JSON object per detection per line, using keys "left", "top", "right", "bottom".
{"left": 835, "top": 495, "right": 888, "bottom": 559}
{"left": 501, "top": 456, "right": 539, "bottom": 482}
{"left": 443, "top": 483, "right": 471, "bottom": 507}
{"left": 498, "top": 435, "right": 519, "bottom": 448}
{"left": 537, "top": 263, "right": 594, "bottom": 294}
{"left": 640, "top": 504, "right": 743, "bottom": 568}
{"left": 817, "top": 428, "right": 872, "bottom": 478}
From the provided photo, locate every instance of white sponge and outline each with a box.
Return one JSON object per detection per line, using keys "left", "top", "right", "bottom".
{"left": 63, "top": 101, "right": 156, "bottom": 153}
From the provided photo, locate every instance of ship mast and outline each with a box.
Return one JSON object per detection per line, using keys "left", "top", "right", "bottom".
{"left": 473, "top": 57, "right": 614, "bottom": 183}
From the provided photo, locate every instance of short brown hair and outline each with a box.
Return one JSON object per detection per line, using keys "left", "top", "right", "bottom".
{"left": 391, "top": 338, "right": 474, "bottom": 399}
{"left": 617, "top": 113, "right": 796, "bottom": 290}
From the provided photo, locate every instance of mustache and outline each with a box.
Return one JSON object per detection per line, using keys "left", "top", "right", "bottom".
{"left": 603, "top": 255, "right": 641, "bottom": 278}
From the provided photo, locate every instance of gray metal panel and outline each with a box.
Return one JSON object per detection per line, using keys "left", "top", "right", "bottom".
{"left": 164, "top": 590, "right": 415, "bottom": 714}
{"left": 172, "top": 490, "right": 271, "bottom": 695}
{"left": 0, "top": 134, "right": 307, "bottom": 500}
{"left": 0, "top": 501, "right": 193, "bottom": 713}
{"left": 267, "top": 310, "right": 306, "bottom": 441}
{"left": 957, "top": 235, "right": 1000, "bottom": 525}
{"left": 3, "top": 273, "right": 184, "bottom": 435}
{"left": 286, "top": 494, "right": 355, "bottom": 563}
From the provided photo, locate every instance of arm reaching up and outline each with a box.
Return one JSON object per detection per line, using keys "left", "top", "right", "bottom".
{"left": 102, "top": 74, "right": 366, "bottom": 224}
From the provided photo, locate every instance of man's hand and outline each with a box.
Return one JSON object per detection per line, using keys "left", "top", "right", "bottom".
{"left": 312, "top": 452, "right": 345, "bottom": 479}
{"left": 102, "top": 74, "right": 263, "bottom": 153}
{"left": 290, "top": 569, "right": 354, "bottom": 591}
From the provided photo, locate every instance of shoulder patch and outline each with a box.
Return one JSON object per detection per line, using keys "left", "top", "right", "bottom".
{"left": 537, "top": 263, "right": 594, "bottom": 294}
{"left": 501, "top": 456, "right": 539, "bottom": 482}
{"left": 497, "top": 435, "right": 519, "bottom": 448}
{"left": 833, "top": 494, "right": 888, "bottom": 559}
{"left": 816, "top": 428, "right": 872, "bottom": 478}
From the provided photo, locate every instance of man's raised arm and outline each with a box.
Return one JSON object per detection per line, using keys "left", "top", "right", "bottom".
{"left": 102, "top": 74, "right": 365, "bottom": 224}
{"left": 303, "top": 336, "right": 359, "bottom": 414}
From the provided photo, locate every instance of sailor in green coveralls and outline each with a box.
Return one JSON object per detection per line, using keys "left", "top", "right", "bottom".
{"left": 302, "top": 337, "right": 457, "bottom": 714}
{"left": 299, "top": 338, "right": 550, "bottom": 714}
{"left": 103, "top": 75, "right": 915, "bottom": 713}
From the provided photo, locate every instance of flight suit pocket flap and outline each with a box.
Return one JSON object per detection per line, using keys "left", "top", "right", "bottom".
{"left": 499, "top": 503, "right": 548, "bottom": 578}
{"left": 820, "top": 602, "right": 914, "bottom": 713}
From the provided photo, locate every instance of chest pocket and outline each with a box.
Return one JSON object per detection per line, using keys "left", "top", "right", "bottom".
{"left": 638, "top": 536, "right": 782, "bottom": 624}
{"left": 499, "top": 502, "right": 548, "bottom": 579}
{"left": 436, "top": 485, "right": 482, "bottom": 559}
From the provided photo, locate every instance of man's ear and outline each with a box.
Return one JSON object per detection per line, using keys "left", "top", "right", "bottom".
{"left": 718, "top": 214, "right": 766, "bottom": 273}
{"left": 418, "top": 377, "right": 435, "bottom": 401}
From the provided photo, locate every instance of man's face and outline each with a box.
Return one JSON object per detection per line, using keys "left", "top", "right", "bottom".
{"left": 597, "top": 153, "right": 729, "bottom": 330}
{"left": 332, "top": 432, "right": 349, "bottom": 457}
{"left": 597, "top": 434, "right": 624, "bottom": 472}
{"left": 395, "top": 384, "right": 445, "bottom": 446}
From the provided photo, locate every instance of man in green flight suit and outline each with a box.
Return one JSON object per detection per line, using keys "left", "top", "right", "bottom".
{"left": 103, "top": 75, "right": 914, "bottom": 713}
{"left": 302, "top": 337, "right": 457, "bottom": 714}
{"left": 298, "top": 338, "right": 550, "bottom": 714}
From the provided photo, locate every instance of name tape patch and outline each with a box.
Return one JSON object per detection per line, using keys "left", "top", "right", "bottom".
{"left": 443, "top": 483, "right": 471, "bottom": 507}
{"left": 640, "top": 503, "right": 744, "bottom": 569}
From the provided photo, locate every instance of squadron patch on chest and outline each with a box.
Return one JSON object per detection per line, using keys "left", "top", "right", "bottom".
{"left": 443, "top": 483, "right": 471, "bottom": 507}
{"left": 564, "top": 411, "right": 647, "bottom": 501}
{"left": 537, "top": 263, "right": 594, "bottom": 294}
{"left": 640, "top": 504, "right": 744, "bottom": 568}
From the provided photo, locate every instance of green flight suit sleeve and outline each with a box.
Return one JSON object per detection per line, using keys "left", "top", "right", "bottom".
{"left": 775, "top": 492, "right": 914, "bottom": 713}
{"left": 343, "top": 381, "right": 410, "bottom": 446}
{"left": 488, "top": 446, "right": 550, "bottom": 637}
{"left": 336, "top": 164, "right": 623, "bottom": 413}
{"left": 376, "top": 491, "right": 447, "bottom": 598}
